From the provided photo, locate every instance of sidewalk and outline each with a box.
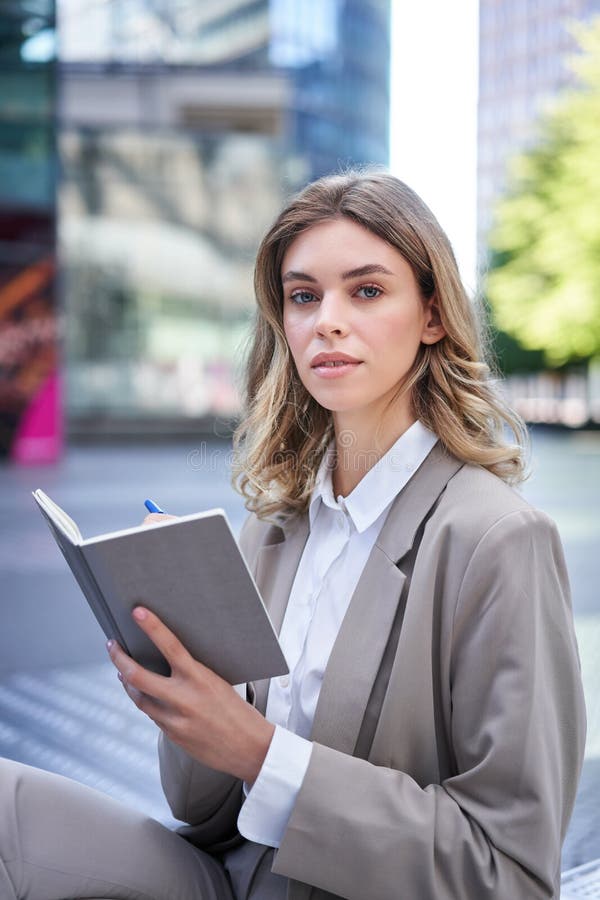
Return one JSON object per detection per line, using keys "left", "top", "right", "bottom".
{"left": 562, "top": 859, "right": 600, "bottom": 898}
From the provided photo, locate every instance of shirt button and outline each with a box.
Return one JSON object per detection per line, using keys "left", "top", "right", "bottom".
{"left": 279, "top": 674, "right": 290, "bottom": 688}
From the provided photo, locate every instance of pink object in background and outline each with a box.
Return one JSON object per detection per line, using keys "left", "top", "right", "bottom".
{"left": 11, "top": 370, "right": 63, "bottom": 464}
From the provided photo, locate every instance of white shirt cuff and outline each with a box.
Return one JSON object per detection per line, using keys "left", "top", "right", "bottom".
{"left": 237, "top": 725, "right": 313, "bottom": 848}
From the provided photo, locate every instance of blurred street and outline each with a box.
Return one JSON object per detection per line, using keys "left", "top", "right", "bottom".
{"left": 0, "top": 427, "right": 598, "bottom": 870}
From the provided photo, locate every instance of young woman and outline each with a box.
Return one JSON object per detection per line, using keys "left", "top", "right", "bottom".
{"left": 0, "top": 171, "right": 586, "bottom": 900}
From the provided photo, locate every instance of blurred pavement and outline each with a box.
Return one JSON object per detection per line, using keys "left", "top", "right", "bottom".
{"left": 0, "top": 427, "right": 598, "bottom": 870}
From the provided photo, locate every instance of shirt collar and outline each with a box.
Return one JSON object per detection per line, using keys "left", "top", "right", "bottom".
{"left": 309, "top": 420, "right": 438, "bottom": 533}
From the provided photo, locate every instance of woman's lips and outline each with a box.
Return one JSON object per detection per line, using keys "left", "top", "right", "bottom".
{"left": 310, "top": 360, "right": 363, "bottom": 378}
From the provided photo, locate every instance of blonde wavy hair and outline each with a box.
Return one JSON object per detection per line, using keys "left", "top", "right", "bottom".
{"left": 232, "top": 170, "right": 529, "bottom": 520}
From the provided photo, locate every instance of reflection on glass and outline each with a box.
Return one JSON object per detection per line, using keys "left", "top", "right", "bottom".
{"left": 60, "top": 129, "right": 285, "bottom": 418}
{"left": 59, "top": 0, "right": 271, "bottom": 66}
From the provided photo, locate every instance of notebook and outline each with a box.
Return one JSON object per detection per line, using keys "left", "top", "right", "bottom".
{"left": 32, "top": 489, "right": 288, "bottom": 684}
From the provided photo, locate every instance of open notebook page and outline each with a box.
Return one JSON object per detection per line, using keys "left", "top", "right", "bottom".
{"left": 32, "top": 489, "right": 83, "bottom": 543}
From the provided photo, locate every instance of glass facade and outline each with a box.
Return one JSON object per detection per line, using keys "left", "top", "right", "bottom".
{"left": 4, "top": 0, "right": 390, "bottom": 429}
{"left": 0, "top": 1, "right": 61, "bottom": 460}
{"left": 271, "top": 0, "right": 390, "bottom": 180}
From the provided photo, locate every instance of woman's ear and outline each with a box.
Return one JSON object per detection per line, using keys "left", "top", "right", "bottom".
{"left": 421, "top": 297, "right": 446, "bottom": 345}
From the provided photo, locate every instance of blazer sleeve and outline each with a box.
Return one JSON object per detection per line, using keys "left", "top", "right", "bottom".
{"left": 271, "top": 508, "right": 587, "bottom": 899}
{"left": 157, "top": 511, "right": 258, "bottom": 848}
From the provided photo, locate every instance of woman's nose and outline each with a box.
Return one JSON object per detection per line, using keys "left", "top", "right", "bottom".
{"left": 314, "top": 292, "right": 349, "bottom": 336}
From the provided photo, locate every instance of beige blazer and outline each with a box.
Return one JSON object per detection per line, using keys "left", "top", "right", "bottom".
{"left": 159, "top": 443, "right": 586, "bottom": 900}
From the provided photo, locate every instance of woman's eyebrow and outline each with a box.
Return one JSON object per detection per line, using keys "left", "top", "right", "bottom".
{"left": 282, "top": 264, "right": 394, "bottom": 284}
{"left": 341, "top": 264, "right": 394, "bottom": 279}
{"left": 282, "top": 270, "right": 318, "bottom": 284}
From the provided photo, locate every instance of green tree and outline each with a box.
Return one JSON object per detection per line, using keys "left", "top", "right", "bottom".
{"left": 486, "top": 17, "right": 600, "bottom": 368}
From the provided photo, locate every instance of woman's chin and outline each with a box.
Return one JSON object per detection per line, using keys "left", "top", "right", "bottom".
{"left": 310, "top": 394, "right": 363, "bottom": 414}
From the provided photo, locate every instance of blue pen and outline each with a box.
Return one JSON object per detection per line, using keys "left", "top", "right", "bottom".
{"left": 144, "top": 498, "right": 166, "bottom": 514}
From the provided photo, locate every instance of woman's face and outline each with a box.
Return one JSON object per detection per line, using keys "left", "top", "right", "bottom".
{"left": 281, "top": 217, "right": 445, "bottom": 424}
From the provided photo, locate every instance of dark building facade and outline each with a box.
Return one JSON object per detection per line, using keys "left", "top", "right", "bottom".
{"left": 0, "top": 0, "right": 60, "bottom": 460}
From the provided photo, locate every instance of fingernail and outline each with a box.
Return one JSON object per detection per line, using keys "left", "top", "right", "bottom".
{"left": 117, "top": 672, "right": 123, "bottom": 682}
{"left": 133, "top": 607, "right": 147, "bottom": 621}
{"left": 106, "top": 639, "right": 114, "bottom": 651}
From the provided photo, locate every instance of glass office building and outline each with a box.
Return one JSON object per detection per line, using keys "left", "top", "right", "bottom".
{"left": 270, "top": 0, "right": 390, "bottom": 179}
{"left": 477, "top": 0, "right": 600, "bottom": 263}
{"left": 27, "top": 0, "right": 391, "bottom": 430}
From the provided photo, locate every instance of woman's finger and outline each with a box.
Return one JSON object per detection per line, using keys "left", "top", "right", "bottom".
{"left": 142, "top": 513, "right": 178, "bottom": 527}
{"left": 119, "top": 673, "right": 170, "bottom": 727}
{"left": 118, "top": 672, "right": 143, "bottom": 706}
{"left": 106, "top": 638, "right": 171, "bottom": 701}
{"left": 130, "top": 606, "right": 201, "bottom": 674}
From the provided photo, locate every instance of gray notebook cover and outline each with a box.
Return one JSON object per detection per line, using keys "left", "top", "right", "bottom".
{"left": 34, "top": 494, "right": 288, "bottom": 684}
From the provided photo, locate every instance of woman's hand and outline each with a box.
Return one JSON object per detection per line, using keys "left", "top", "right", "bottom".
{"left": 106, "top": 607, "right": 275, "bottom": 785}
{"left": 142, "top": 513, "right": 178, "bottom": 526}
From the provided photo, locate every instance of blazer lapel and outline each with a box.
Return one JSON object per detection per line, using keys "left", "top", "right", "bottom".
{"left": 253, "top": 513, "right": 309, "bottom": 715}
{"left": 309, "top": 547, "right": 405, "bottom": 753}
{"left": 309, "top": 442, "right": 463, "bottom": 755}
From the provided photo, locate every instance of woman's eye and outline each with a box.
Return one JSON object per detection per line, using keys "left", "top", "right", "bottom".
{"left": 290, "top": 290, "right": 317, "bottom": 304}
{"left": 357, "top": 285, "right": 382, "bottom": 299}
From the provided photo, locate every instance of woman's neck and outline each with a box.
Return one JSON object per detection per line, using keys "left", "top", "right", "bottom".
{"left": 331, "top": 406, "right": 417, "bottom": 498}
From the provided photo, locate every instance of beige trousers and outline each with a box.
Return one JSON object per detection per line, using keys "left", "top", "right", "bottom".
{"left": 0, "top": 759, "right": 288, "bottom": 900}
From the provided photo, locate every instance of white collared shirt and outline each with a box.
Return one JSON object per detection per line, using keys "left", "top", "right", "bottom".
{"left": 237, "top": 420, "right": 438, "bottom": 847}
